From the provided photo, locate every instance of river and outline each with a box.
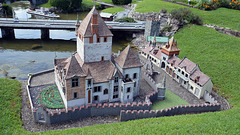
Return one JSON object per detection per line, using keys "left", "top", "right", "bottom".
{"left": 0, "top": 1, "right": 130, "bottom": 80}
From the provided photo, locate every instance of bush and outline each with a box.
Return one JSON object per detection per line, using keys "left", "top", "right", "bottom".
{"left": 160, "top": 9, "right": 167, "bottom": 13}
{"left": 115, "top": 17, "right": 137, "bottom": 22}
{"left": 171, "top": 8, "right": 203, "bottom": 25}
{"left": 2, "top": 3, "right": 13, "bottom": 16}
{"left": 50, "top": 0, "right": 82, "bottom": 12}
{"left": 112, "top": 0, "right": 132, "bottom": 5}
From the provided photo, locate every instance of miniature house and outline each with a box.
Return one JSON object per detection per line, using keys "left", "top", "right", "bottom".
{"left": 54, "top": 7, "right": 142, "bottom": 108}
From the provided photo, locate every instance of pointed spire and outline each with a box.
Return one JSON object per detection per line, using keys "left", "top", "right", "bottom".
{"left": 76, "top": 14, "right": 80, "bottom": 25}
{"left": 93, "top": 0, "right": 96, "bottom": 7}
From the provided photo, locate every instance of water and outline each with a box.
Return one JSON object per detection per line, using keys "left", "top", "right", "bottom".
{"left": 0, "top": 1, "right": 130, "bottom": 80}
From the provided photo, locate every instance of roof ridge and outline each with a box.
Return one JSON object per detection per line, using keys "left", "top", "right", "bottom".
{"left": 122, "top": 45, "right": 131, "bottom": 68}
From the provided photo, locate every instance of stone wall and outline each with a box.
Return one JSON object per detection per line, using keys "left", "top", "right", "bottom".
{"left": 120, "top": 103, "right": 221, "bottom": 121}
{"left": 204, "top": 24, "right": 240, "bottom": 38}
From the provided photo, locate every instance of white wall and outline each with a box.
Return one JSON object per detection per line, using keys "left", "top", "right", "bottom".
{"left": 54, "top": 71, "right": 68, "bottom": 109}
{"left": 123, "top": 67, "right": 141, "bottom": 97}
{"left": 92, "top": 82, "right": 110, "bottom": 103}
{"left": 121, "top": 81, "right": 134, "bottom": 103}
{"left": 77, "top": 34, "right": 113, "bottom": 63}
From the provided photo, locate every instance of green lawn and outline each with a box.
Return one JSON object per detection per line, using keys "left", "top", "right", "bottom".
{"left": 1, "top": 25, "right": 240, "bottom": 134}
{"left": 152, "top": 89, "right": 189, "bottom": 110}
{"left": 135, "top": 0, "right": 240, "bottom": 30}
{"left": 102, "top": 7, "right": 125, "bottom": 14}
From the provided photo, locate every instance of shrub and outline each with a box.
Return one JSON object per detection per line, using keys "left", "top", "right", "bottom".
{"left": 2, "top": 3, "right": 13, "bottom": 16}
{"left": 115, "top": 17, "right": 137, "bottom": 22}
{"left": 160, "top": 9, "right": 167, "bottom": 13}
{"left": 171, "top": 8, "right": 203, "bottom": 25}
{"left": 112, "top": 0, "right": 132, "bottom": 5}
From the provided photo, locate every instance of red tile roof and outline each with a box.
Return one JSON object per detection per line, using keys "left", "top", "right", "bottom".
{"left": 167, "top": 55, "right": 181, "bottom": 68}
{"left": 190, "top": 70, "right": 210, "bottom": 86}
{"left": 178, "top": 57, "right": 197, "bottom": 73}
{"left": 78, "top": 6, "right": 113, "bottom": 38}
{"left": 150, "top": 48, "right": 161, "bottom": 59}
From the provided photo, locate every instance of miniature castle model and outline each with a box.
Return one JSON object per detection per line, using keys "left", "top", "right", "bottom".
{"left": 54, "top": 7, "right": 142, "bottom": 107}
{"left": 140, "top": 37, "right": 213, "bottom": 99}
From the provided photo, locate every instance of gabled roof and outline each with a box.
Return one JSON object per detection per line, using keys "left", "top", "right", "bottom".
{"left": 150, "top": 48, "right": 162, "bottom": 59}
{"left": 115, "top": 45, "right": 142, "bottom": 69}
{"left": 190, "top": 70, "right": 211, "bottom": 86}
{"left": 78, "top": 6, "right": 113, "bottom": 37}
{"left": 64, "top": 54, "right": 86, "bottom": 79}
{"left": 82, "top": 60, "right": 115, "bottom": 83}
{"left": 178, "top": 57, "right": 197, "bottom": 73}
{"left": 167, "top": 55, "right": 181, "bottom": 68}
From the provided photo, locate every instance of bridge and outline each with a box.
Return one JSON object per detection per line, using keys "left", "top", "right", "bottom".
{"left": 0, "top": 18, "right": 145, "bottom": 39}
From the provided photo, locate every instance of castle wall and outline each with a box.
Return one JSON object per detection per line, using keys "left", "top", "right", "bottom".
{"left": 33, "top": 102, "right": 152, "bottom": 124}
{"left": 120, "top": 103, "right": 221, "bottom": 121}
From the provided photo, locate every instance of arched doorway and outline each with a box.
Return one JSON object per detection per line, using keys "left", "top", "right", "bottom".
{"left": 161, "top": 62, "right": 165, "bottom": 69}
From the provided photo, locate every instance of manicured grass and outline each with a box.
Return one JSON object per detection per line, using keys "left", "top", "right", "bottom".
{"left": 135, "top": 0, "right": 240, "bottom": 30}
{"left": 1, "top": 25, "right": 240, "bottom": 134}
{"left": 102, "top": 7, "right": 125, "bottom": 14}
{"left": 152, "top": 89, "right": 189, "bottom": 110}
{"left": 0, "top": 79, "right": 26, "bottom": 134}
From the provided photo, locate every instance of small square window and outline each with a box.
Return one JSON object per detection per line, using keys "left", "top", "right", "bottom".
{"left": 127, "top": 87, "right": 131, "bottom": 93}
{"left": 113, "top": 94, "right": 118, "bottom": 99}
{"left": 104, "top": 37, "right": 107, "bottom": 42}
{"left": 127, "top": 95, "right": 129, "bottom": 99}
{"left": 133, "top": 73, "right": 137, "bottom": 79}
{"left": 114, "top": 86, "right": 118, "bottom": 92}
{"left": 114, "top": 77, "right": 118, "bottom": 83}
{"left": 94, "top": 95, "right": 99, "bottom": 101}
{"left": 73, "top": 92, "right": 78, "bottom": 99}
{"left": 103, "top": 89, "right": 108, "bottom": 95}
{"left": 185, "top": 74, "right": 188, "bottom": 78}
{"left": 184, "top": 81, "right": 186, "bottom": 85}
{"left": 178, "top": 69, "right": 180, "bottom": 72}
{"left": 182, "top": 71, "right": 184, "bottom": 75}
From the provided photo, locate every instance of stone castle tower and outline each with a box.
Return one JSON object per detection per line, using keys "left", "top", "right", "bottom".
{"left": 76, "top": 6, "right": 113, "bottom": 63}
{"left": 144, "top": 18, "right": 161, "bottom": 39}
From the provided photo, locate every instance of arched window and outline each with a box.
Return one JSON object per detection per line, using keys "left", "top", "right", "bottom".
{"left": 103, "top": 89, "right": 108, "bottom": 95}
